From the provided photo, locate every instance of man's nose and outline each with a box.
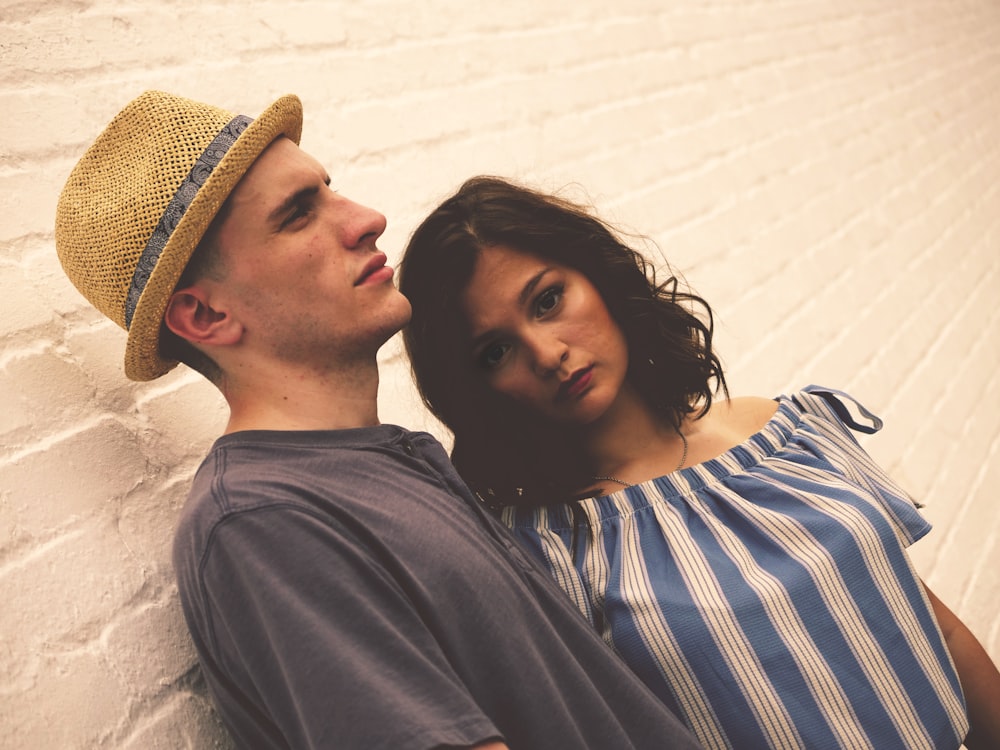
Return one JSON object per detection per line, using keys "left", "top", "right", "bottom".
{"left": 338, "top": 197, "right": 387, "bottom": 249}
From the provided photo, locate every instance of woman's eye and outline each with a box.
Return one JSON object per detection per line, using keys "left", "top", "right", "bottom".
{"left": 479, "top": 343, "right": 510, "bottom": 369}
{"left": 535, "top": 285, "right": 563, "bottom": 316}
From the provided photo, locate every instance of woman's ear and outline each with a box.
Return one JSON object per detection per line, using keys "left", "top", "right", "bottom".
{"left": 164, "top": 286, "right": 242, "bottom": 347}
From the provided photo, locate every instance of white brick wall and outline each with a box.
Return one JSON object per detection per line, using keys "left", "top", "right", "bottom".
{"left": 2, "top": 0, "right": 998, "bottom": 745}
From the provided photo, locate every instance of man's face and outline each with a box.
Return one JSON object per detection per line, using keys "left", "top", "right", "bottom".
{"left": 209, "top": 137, "right": 412, "bottom": 369}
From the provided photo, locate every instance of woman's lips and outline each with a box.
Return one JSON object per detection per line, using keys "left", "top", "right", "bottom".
{"left": 559, "top": 366, "right": 593, "bottom": 400}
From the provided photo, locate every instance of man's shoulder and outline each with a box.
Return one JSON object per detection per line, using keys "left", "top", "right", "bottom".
{"left": 172, "top": 426, "right": 456, "bottom": 555}
{"left": 170, "top": 436, "right": 336, "bottom": 554}
{"left": 176, "top": 434, "right": 354, "bottom": 521}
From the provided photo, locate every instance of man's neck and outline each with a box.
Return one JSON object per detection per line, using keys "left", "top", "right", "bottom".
{"left": 219, "top": 358, "right": 383, "bottom": 434}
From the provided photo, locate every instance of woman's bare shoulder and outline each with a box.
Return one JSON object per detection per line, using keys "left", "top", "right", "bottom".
{"left": 698, "top": 396, "right": 778, "bottom": 438}
{"left": 728, "top": 395, "right": 780, "bottom": 427}
{"left": 684, "top": 396, "right": 778, "bottom": 462}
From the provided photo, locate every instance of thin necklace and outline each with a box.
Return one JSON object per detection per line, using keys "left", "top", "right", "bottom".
{"left": 591, "top": 427, "right": 688, "bottom": 488}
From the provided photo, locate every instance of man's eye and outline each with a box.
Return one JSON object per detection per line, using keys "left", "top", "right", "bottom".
{"left": 281, "top": 203, "right": 312, "bottom": 229}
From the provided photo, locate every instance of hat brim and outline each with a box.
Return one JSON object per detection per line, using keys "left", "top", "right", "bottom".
{"left": 124, "top": 94, "right": 304, "bottom": 381}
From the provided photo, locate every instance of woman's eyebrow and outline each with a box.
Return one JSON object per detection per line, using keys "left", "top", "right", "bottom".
{"left": 517, "top": 267, "right": 552, "bottom": 306}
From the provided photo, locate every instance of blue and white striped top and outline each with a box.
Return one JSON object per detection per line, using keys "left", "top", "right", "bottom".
{"left": 501, "top": 387, "right": 968, "bottom": 749}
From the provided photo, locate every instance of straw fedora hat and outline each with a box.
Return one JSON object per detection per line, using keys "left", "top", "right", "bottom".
{"left": 55, "top": 90, "right": 303, "bottom": 381}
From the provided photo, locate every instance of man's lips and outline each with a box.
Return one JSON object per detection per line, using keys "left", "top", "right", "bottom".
{"left": 355, "top": 253, "right": 393, "bottom": 285}
{"left": 558, "top": 366, "right": 593, "bottom": 400}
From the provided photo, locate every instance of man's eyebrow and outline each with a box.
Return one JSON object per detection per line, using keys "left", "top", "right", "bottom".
{"left": 469, "top": 267, "right": 552, "bottom": 349}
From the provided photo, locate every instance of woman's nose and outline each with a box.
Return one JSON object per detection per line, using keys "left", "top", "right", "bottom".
{"left": 528, "top": 333, "right": 569, "bottom": 377}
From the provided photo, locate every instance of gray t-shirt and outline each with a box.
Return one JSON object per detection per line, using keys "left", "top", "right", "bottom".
{"left": 173, "top": 424, "right": 701, "bottom": 749}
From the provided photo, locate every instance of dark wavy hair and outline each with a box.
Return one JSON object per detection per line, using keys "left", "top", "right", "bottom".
{"left": 400, "top": 176, "right": 726, "bottom": 506}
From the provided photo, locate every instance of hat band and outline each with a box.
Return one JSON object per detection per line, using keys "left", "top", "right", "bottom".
{"left": 124, "top": 114, "right": 253, "bottom": 329}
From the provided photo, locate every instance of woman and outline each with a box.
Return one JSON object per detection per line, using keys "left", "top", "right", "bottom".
{"left": 399, "top": 176, "right": 1000, "bottom": 749}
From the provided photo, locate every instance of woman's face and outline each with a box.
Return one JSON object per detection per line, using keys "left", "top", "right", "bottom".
{"left": 460, "top": 244, "right": 630, "bottom": 425}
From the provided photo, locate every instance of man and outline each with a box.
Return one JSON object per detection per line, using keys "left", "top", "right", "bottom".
{"left": 55, "top": 91, "right": 703, "bottom": 749}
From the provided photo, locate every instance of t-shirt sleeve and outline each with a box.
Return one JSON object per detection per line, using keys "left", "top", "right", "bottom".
{"left": 195, "top": 505, "right": 501, "bottom": 750}
{"left": 795, "top": 385, "right": 931, "bottom": 546}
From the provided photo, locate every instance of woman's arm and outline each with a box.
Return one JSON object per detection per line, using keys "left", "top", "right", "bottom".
{"left": 923, "top": 582, "right": 1000, "bottom": 749}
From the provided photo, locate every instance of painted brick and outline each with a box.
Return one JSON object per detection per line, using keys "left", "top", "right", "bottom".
{"left": 115, "top": 472, "right": 192, "bottom": 571}
{"left": 0, "top": 258, "right": 59, "bottom": 337}
{"left": 103, "top": 594, "right": 200, "bottom": 696}
{"left": 0, "top": 347, "right": 76, "bottom": 436}
{"left": 118, "top": 691, "right": 232, "bottom": 750}
{"left": 1, "top": 418, "right": 146, "bottom": 535}
{"left": 1, "top": 519, "right": 145, "bottom": 670}
{"left": 1, "top": 648, "right": 131, "bottom": 747}
{"left": 135, "top": 376, "right": 229, "bottom": 467}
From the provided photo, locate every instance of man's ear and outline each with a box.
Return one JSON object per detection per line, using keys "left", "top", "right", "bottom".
{"left": 164, "top": 286, "right": 242, "bottom": 347}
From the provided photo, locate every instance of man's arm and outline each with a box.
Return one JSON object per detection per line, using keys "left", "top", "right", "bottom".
{"left": 923, "top": 582, "right": 1000, "bottom": 749}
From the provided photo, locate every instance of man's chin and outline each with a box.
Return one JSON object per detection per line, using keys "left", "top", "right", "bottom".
{"left": 387, "top": 295, "right": 413, "bottom": 331}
